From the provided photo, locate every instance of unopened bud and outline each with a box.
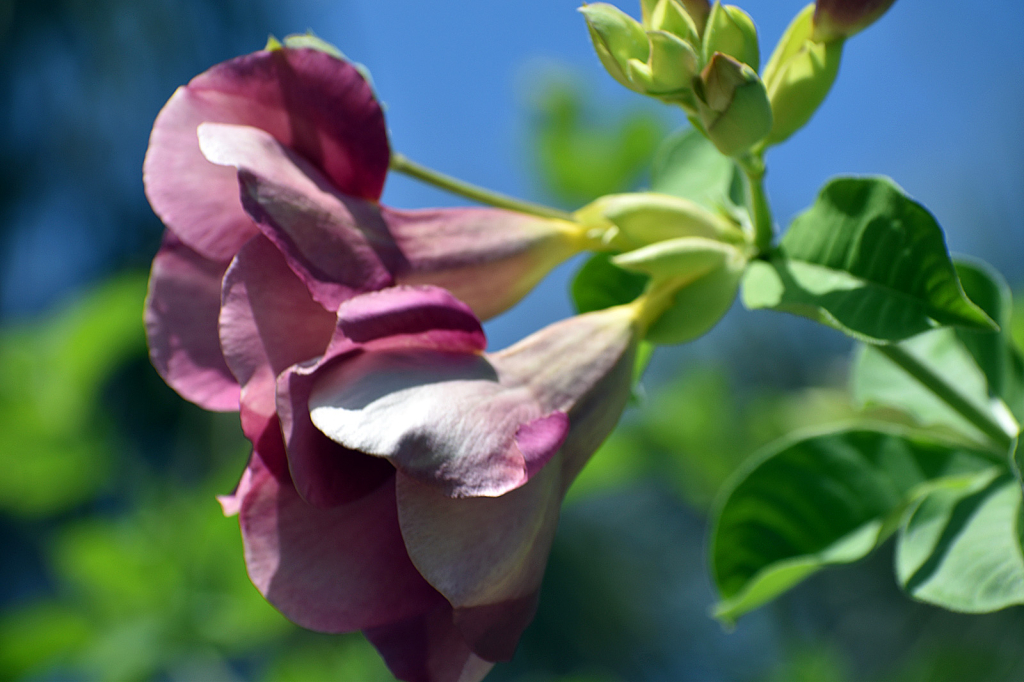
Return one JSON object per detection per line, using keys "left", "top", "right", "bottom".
{"left": 580, "top": 3, "right": 651, "bottom": 92}
{"left": 680, "top": 0, "right": 712, "bottom": 35}
{"left": 702, "top": 2, "right": 759, "bottom": 71}
{"left": 576, "top": 192, "right": 742, "bottom": 248}
{"left": 645, "top": 30, "right": 700, "bottom": 95}
{"left": 761, "top": 4, "right": 842, "bottom": 146}
{"left": 812, "top": 0, "right": 897, "bottom": 43}
{"left": 644, "top": 0, "right": 700, "bottom": 46}
{"left": 695, "top": 53, "right": 772, "bottom": 157}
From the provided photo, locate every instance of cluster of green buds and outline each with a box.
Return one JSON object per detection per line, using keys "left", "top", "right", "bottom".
{"left": 582, "top": 0, "right": 897, "bottom": 155}
{"left": 581, "top": 0, "right": 771, "bottom": 158}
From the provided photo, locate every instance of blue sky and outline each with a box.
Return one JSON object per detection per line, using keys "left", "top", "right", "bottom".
{"left": 275, "top": 0, "right": 1024, "bottom": 348}
{"left": 2, "top": 0, "right": 1022, "bottom": 353}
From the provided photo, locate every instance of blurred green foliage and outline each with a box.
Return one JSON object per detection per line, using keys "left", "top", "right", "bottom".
{"left": 0, "top": 274, "right": 146, "bottom": 516}
{"left": 527, "top": 73, "right": 666, "bottom": 207}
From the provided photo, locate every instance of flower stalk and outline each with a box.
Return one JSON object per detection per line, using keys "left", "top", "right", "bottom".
{"left": 390, "top": 152, "right": 575, "bottom": 222}
{"left": 737, "top": 153, "right": 773, "bottom": 253}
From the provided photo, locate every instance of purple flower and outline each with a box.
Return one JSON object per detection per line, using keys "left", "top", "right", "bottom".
{"left": 143, "top": 46, "right": 585, "bottom": 413}
{"left": 217, "top": 284, "right": 639, "bottom": 680}
{"left": 142, "top": 44, "right": 636, "bottom": 681}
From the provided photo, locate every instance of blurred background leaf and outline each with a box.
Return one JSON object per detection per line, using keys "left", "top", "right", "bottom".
{"left": 527, "top": 71, "right": 666, "bottom": 208}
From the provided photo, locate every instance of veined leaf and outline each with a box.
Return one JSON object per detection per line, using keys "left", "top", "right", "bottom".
{"left": 741, "top": 177, "right": 995, "bottom": 342}
{"left": 852, "top": 329, "right": 1003, "bottom": 445}
{"left": 954, "top": 259, "right": 1024, "bottom": 420}
{"left": 711, "top": 427, "right": 998, "bottom": 625}
{"left": 852, "top": 258, "right": 1021, "bottom": 450}
{"left": 896, "top": 471, "right": 1024, "bottom": 612}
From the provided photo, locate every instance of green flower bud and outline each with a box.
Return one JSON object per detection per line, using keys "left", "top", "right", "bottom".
{"left": 644, "top": 0, "right": 700, "bottom": 46}
{"left": 812, "top": 0, "right": 897, "bottom": 43}
{"left": 575, "top": 192, "right": 742, "bottom": 248}
{"left": 642, "top": 0, "right": 710, "bottom": 36}
{"left": 761, "top": 4, "right": 843, "bottom": 146}
{"left": 580, "top": 3, "right": 651, "bottom": 92}
{"left": 645, "top": 30, "right": 701, "bottom": 95}
{"left": 694, "top": 53, "right": 772, "bottom": 157}
{"left": 616, "top": 237, "right": 746, "bottom": 345}
{"left": 702, "top": 2, "right": 759, "bottom": 71}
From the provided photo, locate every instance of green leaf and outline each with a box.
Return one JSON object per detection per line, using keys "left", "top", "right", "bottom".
{"left": 741, "top": 177, "right": 996, "bottom": 342}
{"left": 650, "top": 126, "right": 744, "bottom": 210}
{"left": 711, "top": 427, "right": 997, "bottom": 624}
{"left": 571, "top": 252, "right": 649, "bottom": 314}
{"left": 896, "top": 471, "right": 1024, "bottom": 612}
{"left": 954, "top": 259, "right": 1024, "bottom": 420}
{"left": 851, "top": 329, "right": 1002, "bottom": 445}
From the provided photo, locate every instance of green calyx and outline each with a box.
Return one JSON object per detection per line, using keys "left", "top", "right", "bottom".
{"left": 622, "top": 237, "right": 749, "bottom": 345}
{"left": 575, "top": 192, "right": 743, "bottom": 249}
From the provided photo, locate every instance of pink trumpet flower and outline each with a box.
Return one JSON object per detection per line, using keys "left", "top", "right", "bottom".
{"left": 141, "top": 42, "right": 635, "bottom": 682}
{"left": 217, "top": 283, "right": 640, "bottom": 681}
{"left": 143, "top": 45, "right": 586, "bottom": 413}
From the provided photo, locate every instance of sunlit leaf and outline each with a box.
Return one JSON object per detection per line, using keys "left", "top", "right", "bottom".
{"left": 711, "top": 427, "right": 998, "bottom": 625}
{"left": 896, "top": 471, "right": 1024, "bottom": 612}
{"left": 742, "top": 177, "right": 995, "bottom": 342}
{"left": 954, "top": 259, "right": 1024, "bottom": 420}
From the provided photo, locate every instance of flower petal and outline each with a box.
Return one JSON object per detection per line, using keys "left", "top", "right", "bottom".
{"left": 333, "top": 285, "right": 486, "bottom": 353}
{"left": 199, "top": 122, "right": 399, "bottom": 310}
{"left": 309, "top": 348, "right": 546, "bottom": 497}
{"left": 276, "top": 285, "right": 486, "bottom": 506}
{"left": 219, "top": 234, "right": 336, "bottom": 388}
{"left": 364, "top": 600, "right": 495, "bottom": 682}
{"left": 395, "top": 465, "right": 562, "bottom": 660}
{"left": 238, "top": 428, "right": 438, "bottom": 633}
{"left": 276, "top": 358, "right": 396, "bottom": 509}
{"left": 143, "top": 48, "right": 388, "bottom": 261}
{"left": 492, "top": 305, "right": 637, "bottom": 420}
{"left": 391, "top": 307, "right": 639, "bottom": 660}
{"left": 385, "top": 206, "right": 582, "bottom": 321}
{"left": 144, "top": 231, "right": 239, "bottom": 411}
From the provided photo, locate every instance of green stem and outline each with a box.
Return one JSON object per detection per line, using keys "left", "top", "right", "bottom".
{"left": 390, "top": 153, "right": 575, "bottom": 222}
{"left": 738, "top": 155, "right": 773, "bottom": 254}
{"left": 877, "top": 344, "right": 1015, "bottom": 451}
